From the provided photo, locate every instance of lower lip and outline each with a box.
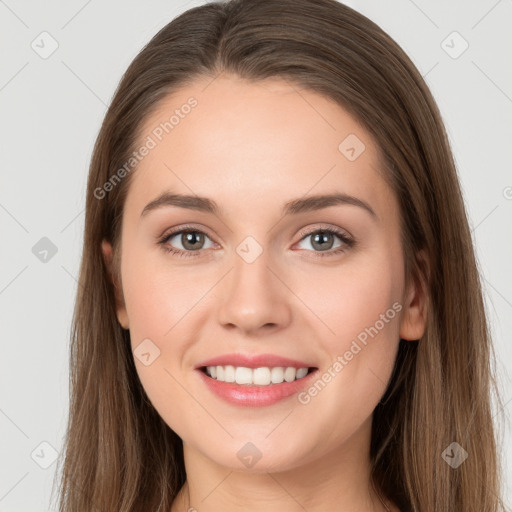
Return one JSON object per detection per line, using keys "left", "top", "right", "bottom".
{"left": 196, "top": 368, "right": 319, "bottom": 407}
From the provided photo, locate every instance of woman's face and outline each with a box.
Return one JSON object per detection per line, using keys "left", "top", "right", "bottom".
{"left": 103, "top": 74, "right": 426, "bottom": 473}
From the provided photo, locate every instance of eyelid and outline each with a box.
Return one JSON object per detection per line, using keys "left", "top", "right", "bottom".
{"left": 295, "top": 222, "right": 353, "bottom": 241}
{"left": 159, "top": 223, "right": 218, "bottom": 243}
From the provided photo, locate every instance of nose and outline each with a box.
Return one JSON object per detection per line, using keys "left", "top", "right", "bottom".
{"left": 216, "top": 247, "right": 292, "bottom": 335}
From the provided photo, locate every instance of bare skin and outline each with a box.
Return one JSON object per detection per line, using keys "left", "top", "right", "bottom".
{"left": 102, "top": 74, "right": 426, "bottom": 512}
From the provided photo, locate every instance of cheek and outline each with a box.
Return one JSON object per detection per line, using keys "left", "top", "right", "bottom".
{"left": 290, "top": 255, "right": 403, "bottom": 441}
{"left": 330, "top": 270, "right": 399, "bottom": 344}
{"left": 307, "top": 247, "right": 404, "bottom": 380}
{"left": 120, "top": 237, "right": 206, "bottom": 341}
{"left": 120, "top": 252, "right": 203, "bottom": 418}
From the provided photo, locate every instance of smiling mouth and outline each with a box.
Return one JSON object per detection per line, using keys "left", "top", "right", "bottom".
{"left": 199, "top": 365, "right": 318, "bottom": 386}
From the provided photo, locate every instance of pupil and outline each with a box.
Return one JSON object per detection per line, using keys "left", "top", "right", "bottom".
{"left": 312, "top": 231, "right": 333, "bottom": 251}
{"left": 183, "top": 231, "right": 203, "bottom": 250}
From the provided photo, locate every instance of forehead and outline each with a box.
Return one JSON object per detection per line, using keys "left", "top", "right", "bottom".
{"left": 125, "top": 75, "right": 395, "bottom": 222}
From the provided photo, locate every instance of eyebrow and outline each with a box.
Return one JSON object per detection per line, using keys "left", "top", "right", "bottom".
{"left": 140, "top": 191, "right": 377, "bottom": 220}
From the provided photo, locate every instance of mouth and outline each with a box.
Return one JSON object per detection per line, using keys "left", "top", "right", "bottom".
{"left": 198, "top": 365, "right": 318, "bottom": 386}
{"left": 196, "top": 364, "right": 320, "bottom": 407}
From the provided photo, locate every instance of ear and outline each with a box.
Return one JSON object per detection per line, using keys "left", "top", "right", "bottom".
{"left": 101, "top": 239, "right": 129, "bottom": 330}
{"left": 399, "top": 249, "right": 429, "bottom": 341}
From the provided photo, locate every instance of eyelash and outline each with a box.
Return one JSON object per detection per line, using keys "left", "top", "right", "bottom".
{"left": 157, "top": 224, "right": 355, "bottom": 259}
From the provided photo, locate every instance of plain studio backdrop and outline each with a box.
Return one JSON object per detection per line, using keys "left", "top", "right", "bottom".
{"left": 0, "top": 0, "right": 511, "bottom": 510}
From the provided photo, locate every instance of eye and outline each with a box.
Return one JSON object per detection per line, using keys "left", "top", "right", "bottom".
{"left": 295, "top": 226, "right": 354, "bottom": 257}
{"left": 158, "top": 224, "right": 355, "bottom": 259}
{"left": 158, "top": 227, "right": 216, "bottom": 258}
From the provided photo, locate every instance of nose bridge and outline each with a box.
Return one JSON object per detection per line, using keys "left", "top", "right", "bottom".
{"left": 216, "top": 236, "right": 291, "bottom": 331}
{"left": 229, "top": 238, "right": 279, "bottom": 303}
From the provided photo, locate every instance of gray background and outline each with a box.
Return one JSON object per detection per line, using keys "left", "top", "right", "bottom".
{"left": 1, "top": 0, "right": 511, "bottom": 510}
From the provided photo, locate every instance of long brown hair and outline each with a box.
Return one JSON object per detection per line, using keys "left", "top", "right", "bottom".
{"left": 52, "top": 0, "right": 509, "bottom": 510}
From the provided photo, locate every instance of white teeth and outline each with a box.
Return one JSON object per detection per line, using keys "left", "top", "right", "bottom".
{"left": 271, "top": 366, "right": 284, "bottom": 384}
{"left": 224, "top": 365, "right": 235, "bottom": 383}
{"left": 296, "top": 367, "right": 309, "bottom": 379}
{"left": 205, "top": 365, "right": 311, "bottom": 385}
{"left": 236, "top": 366, "right": 255, "bottom": 385}
{"left": 284, "top": 367, "right": 296, "bottom": 382}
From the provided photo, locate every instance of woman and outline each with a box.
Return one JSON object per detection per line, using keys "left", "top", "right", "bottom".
{"left": 52, "top": 0, "right": 509, "bottom": 510}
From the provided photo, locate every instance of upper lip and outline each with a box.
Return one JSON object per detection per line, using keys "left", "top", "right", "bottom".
{"left": 195, "top": 353, "right": 317, "bottom": 370}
